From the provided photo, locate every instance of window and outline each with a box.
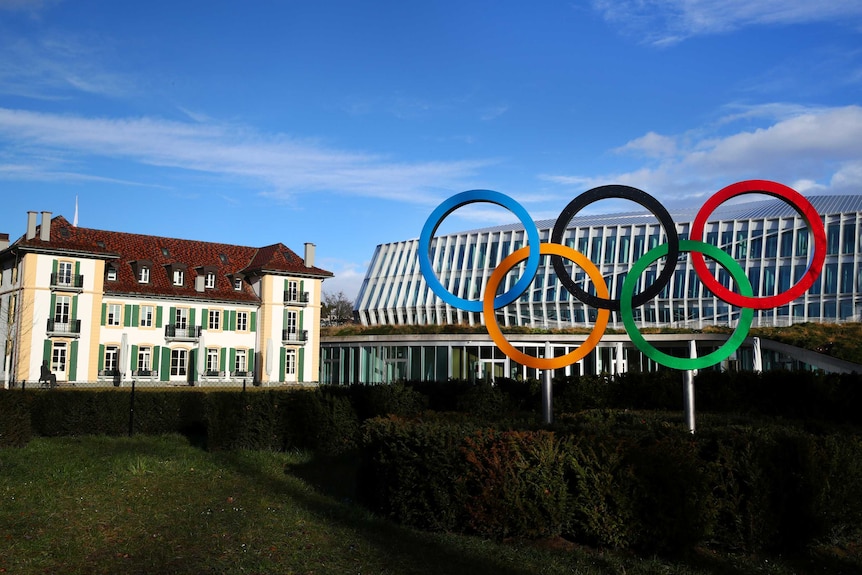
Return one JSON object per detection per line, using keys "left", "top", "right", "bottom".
{"left": 287, "top": 280, "right": 298, "bottom": 302}
{"left": 105, "top": 345, "right": 118, "bottom": 373}
{"left": 206, "top": 348, "right": 219, "bottom": 372}
{"left": 174, "top": 308, "right": 188, "bottom": 329}
{"left": 138, "top": 266, "right": 150, "bottom": 283}
{"left": 237, "top": 311, "right": 248, "bottom": 332}
{"left": 233, "top": 277, "right": 243, "bottom": 291}
{"left": 54, "top": 295, "right": 71, "bottom": 324}
{"left": 205, "top": 272, "right": 216, "bottom": 289}
{"left": 52, "top": 342, "right": 67, "bottom": 374}
{"left": 286, "top": 311, "right": 298, "bottom": 336}
{"left": 106, "top": 266, "right": 117, "bottom": 281}
{"left": 170, "top": 349, "right": 187, "bottom": 376}
{"left": 235, "top": 349, "right": 247, "bottom": 373}
{"left": 57, "top": 261, "right": 73, "bottom": 286}
{"left": 173, "top": 269, "right": 184, "bottom": 286}
{"left": 107, "top": 303, "right": 121, "bottom": 326}
{"left": 137, "top": 347, "right": 152, "bottom": 372}
{"left": 285, "top": 349, "right": 296, "bottom": 375}
{"left": 208, "top": 309, "right": 221, "bottom": 330}
{"left": 140, "top": 305, "right": 154, "bottom": 328}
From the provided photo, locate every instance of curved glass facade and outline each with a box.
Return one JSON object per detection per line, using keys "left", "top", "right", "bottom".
{"left": 355, "top": 195, "right": 862, "bottom": 329}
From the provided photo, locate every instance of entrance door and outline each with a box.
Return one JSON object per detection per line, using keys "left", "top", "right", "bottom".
{"left": 51, "top": 342, "right": 67, "bottom": 382}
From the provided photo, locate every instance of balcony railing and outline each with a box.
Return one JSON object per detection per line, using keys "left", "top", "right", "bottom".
{"left": 50, "top": 273, "right": 84, "bottom": 291}
{"left": 164, "top": 324, "right": 202, "bottom": 341}
{"left": 283, "top": 291, "right": 310, "bottom": 306}
{"left": 282, "top": 329, "right": 308, "bottom": 344}
{"left": 47, "top": 319, "right": 81, "bottom": 337}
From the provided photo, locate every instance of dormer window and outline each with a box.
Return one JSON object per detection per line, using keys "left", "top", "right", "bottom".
{"left": 205, "top": 272, "right": 216, "bottom": 289}
{"left": 131, "top": 260, "right": 152, "bottom": 284}
{"left": 173, "top": 269, "right": 184, "bottom": 286}
{"left": 233, "top": 276, "right": 243, "bottom": 291}
{"left": 106, "top": 265, "right": 117, "bottom": 281}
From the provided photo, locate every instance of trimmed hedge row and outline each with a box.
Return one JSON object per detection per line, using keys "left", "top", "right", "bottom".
{"left": 357, "top": 412, "right": 862, "bottom": 554}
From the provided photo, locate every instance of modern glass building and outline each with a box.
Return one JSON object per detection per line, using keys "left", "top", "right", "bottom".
{"left": 320, "top": 193, "right": 862, "bottom": 385}
{"left": 354, "top": 194, "right": 862, "bottom": 329}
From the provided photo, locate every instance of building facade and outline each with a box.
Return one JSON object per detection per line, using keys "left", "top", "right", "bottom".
{"left": 322, "top": 194, "right": 862, "bottom": 385}
{"left": 0, "top": 211, "right": 332, "bottom": 387}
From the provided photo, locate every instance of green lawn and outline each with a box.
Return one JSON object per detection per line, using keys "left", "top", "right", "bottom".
{"left": 0, "top": 434, "right": 854, "bottom": 574}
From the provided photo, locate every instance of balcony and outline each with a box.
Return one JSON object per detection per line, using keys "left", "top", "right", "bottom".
{"left": 282, "top": 329, "right": 308, "bottom": 345}
{"left": 284, "top": 291, "right": 310, "bottom": 306}
{"left": 47, "top": 319, "right": 81, "bottom": 338}
{"left": 164, "top": 324, "right": 202, "bottom": 342}
{"left": 132, "top": 369, "right": 159, "bottom": 382}
{"left": 50, "top": 273, "right": 84, "bottom": 292}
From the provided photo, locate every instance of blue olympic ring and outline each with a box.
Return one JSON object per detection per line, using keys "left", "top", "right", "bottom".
{"left": 418, "top": 190, "right": 541, "bottom": 313}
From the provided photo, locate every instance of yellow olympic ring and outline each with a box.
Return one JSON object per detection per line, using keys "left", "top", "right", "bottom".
{"left": 483, "top": 243, "right": 610, "bottom": 370}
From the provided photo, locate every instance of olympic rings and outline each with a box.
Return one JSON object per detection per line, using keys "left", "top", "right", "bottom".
{"left": 484, "top": 243, "right": 610, "bottom": 370}
{"left": 418, "top": 180, "right": 825, "bottom": 370}
{"left": 689, "top": 180, "right": 827, "bottom": 309}
{"left": 551, "top": 185, "right": 679, "bottom": 311}
{"left": 418, "top": 190, "right": 541, "bottom": 313}
{"left": 620, "top": 240, "right": 754, "bottom": 370}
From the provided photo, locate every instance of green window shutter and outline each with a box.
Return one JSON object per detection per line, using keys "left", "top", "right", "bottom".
{"left": 229, "top": 348, "right": 236, "bottom": 372}
{"left": 52, "top": 259, "right": 58, "bottom": 275}
{"left": 201, "top": 308, "right": 208, "bottom": 330}
{"left": 299, "top": 348, "right": 305, "bottom": 382}
{"left": 189, "top": 308, "right": 196, "bottom": 328}
{"left": 124, "top": 304, "right": 133, "bottom": 327}
{"left": 132, "top": 306, "right": 140, "bottom": 327}
{"left": 130, "top": 345, "right": 138, "bottom": 372}
{"left": 248, "top": 350, "right": 255, "bottom": 372}
{"left": 98, "top": 344, "right": 105, "bottom": 371}
{"left": 190, "top": 350, "right": 197, "bottom": 382}
{"left": 228, "top": 310, "right": 235, "bottom": 331}
{"left": 300, "top": 280, "right": 305, "bottom": 295}
{"left": 160, "top": 348, "right": 171, "bottom": 381}
{"left": 283, "top": 308, "right": 288, "bottom": 327}
{"left": 43, "top": 340, "right": 52, "bottom": 363}
{"left": 50, "top": 294, "right": 57, "bottom": 320}
{"left": 101, "top": 303, "right": 107, "bottom": 326}
{"left": 284, "top": 279, "right": 289, "bottom": 291}
{"left": 153, "top": 347, "right": 161, "bottom": 373}
{"left": 279, "top": 347, "right": 286, "bottom": 382}
{"left": 69, "top": 340, "right": 78, "bottom": 381}
{"left": 74, "top": 261, "right": 80, "bottom": 275}
{"left": 220, "top": 347, "right": 227, "bottom": 371}
{"left": 299, "top": 310, "right": 304, "bottom": 331}
{"left": 250, "top": 311, "right": 256, "bottom": 332}
{"left": 71, "top": 295, "right": 78, "bottom": 321}
{"left": 169, "top": 307, "right": 176, "bottom": 327}
{"left": 156, "top": 306, "right": 163, "bottom": 328}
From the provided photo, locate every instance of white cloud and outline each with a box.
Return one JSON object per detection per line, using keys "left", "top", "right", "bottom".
{"left": 614, "top": 131, "right": 678, "bottom": 158}
{"left": 0, "top": 107, "right": 492, "bottom": 202}
{"left": 0, "top": 34, "right": 130, "bottom": 98}
{"left": 543, "top": 105, "right": 862, "bottom": 203}
{"left": 593, "top": 0, "right": 862, "bottom": 44}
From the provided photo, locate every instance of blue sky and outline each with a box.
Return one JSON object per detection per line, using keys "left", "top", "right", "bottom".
{"left": 1, "top": 1, "right": 861, "bottom": 300}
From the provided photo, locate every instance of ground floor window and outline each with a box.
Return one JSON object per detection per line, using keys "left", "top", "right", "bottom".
{"left": 171, "top": 349, "right": 187, "bottom": 376}
{"left": 285, "top": 349, "right": 296, "bottom": 376}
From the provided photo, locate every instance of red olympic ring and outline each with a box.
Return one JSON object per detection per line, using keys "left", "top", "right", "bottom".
{"left": 690, "top": 180, "right": 826, "bottom": 309}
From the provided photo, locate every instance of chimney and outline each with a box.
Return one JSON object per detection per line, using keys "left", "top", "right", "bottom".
{"left": 0, "top": 233, "right": 8, "bottom": 251}
{"left": 40, "top": 211, "right": 52, "bottom": 241}
{"left": 304, "top": 243, "right": 315, "bottom": 268}
{"left": 26, "top": 211, "right": 37, "bottom": 240}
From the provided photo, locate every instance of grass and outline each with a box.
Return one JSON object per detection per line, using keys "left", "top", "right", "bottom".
{"left": 0, "top": 434, "right": 857, "bottom": 575}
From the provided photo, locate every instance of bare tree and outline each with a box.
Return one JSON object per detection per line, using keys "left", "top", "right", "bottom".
{"left": 322, "top": 290, "right": 354, "bottom": 325}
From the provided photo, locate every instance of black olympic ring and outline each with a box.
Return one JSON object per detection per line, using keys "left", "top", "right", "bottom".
{"left": 550, "top": 184, "right": 680, "bottom": 311}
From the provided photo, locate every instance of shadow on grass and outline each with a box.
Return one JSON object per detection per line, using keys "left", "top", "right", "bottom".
{"left": 213, "top": 449, "right": 553, "bottom": 575}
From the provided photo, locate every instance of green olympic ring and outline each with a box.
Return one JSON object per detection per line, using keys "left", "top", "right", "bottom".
{"left": 620, "top": 240, "right": 754, "bottom": 370}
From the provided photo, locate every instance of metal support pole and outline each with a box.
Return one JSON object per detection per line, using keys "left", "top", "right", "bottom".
{"left": 542, "top": 341, "right": 552, "bottom": 425}
{"left": 683, "top": 369, "right": 695, "bottom": 434}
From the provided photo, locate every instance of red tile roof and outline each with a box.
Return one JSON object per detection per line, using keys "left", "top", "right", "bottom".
{"left": 12, "top": 215, "right": 333, "bottom": 303}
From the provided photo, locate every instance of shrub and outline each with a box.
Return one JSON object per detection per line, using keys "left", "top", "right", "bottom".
{"left": 0, "top": 391, "right": 33, "bottom": 447}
